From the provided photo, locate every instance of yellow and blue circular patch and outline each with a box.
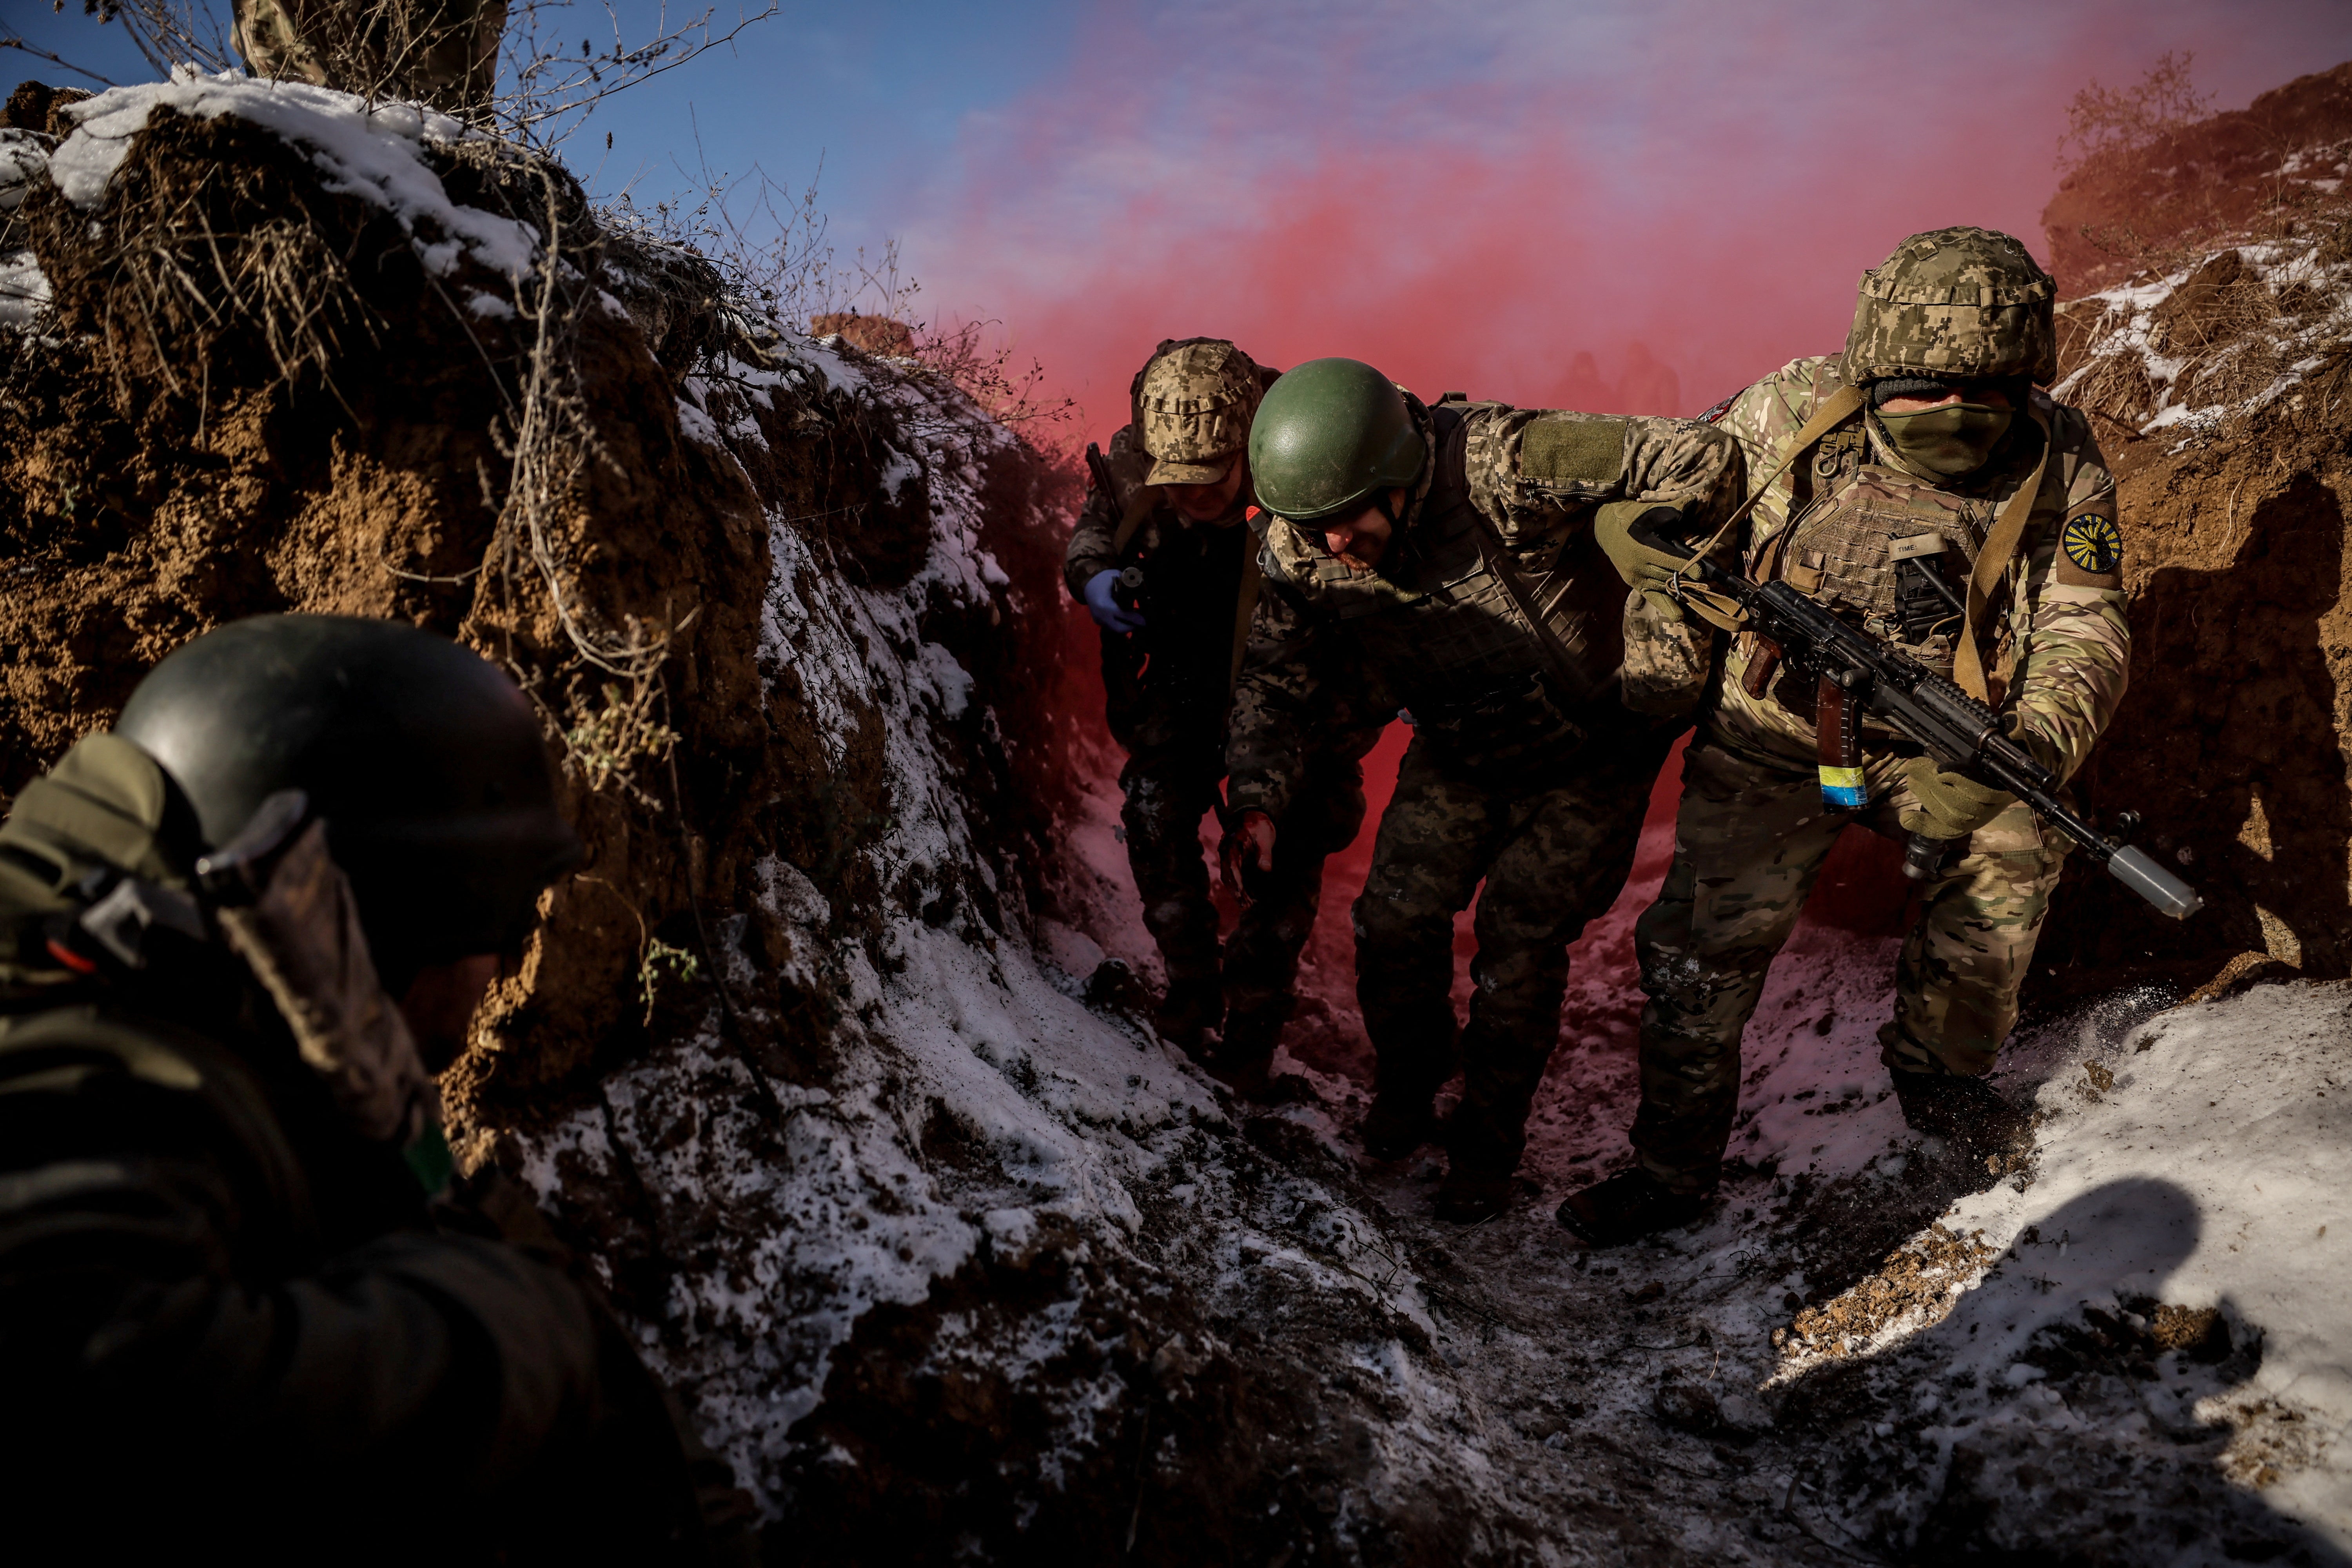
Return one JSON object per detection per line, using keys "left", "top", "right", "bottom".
{"left": 2061, "top": 512, "right": 2123, "bottom": 576}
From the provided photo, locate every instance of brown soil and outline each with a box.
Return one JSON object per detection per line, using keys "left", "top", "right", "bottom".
{"left": 0, "top": 88, "right": 1067, "bottom": 1134}
{"left": 2025, "top": 78, "right": 2352, "bottom": 1005}
{"left": 2043, "top": 59, "right": 2352, "bottom": 296}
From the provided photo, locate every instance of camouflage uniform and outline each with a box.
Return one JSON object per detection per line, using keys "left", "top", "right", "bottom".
{"left": 234, "top": 0, "right": 506, "bottom": 116}
{"left": 1065, "top": 341, "right": 1380, "bottom": 1056}
{"left": 1232, "top": 393, "right": 1742, "bottom": 1172}
{"left": 1631, "top": 229, "right": 2133, "bottom": 1195}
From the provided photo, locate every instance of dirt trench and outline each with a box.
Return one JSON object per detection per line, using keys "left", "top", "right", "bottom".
{"left": 5, "top": 67, "right": 2352, "bottom": 1568}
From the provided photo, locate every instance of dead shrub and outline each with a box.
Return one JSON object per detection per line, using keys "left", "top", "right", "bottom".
{"left": 21, "top": 106, "right": 391, "bottom": 417}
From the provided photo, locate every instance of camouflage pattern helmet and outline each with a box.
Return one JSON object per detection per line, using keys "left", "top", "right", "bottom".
{"left": 1136, "top": 339, "right": 1264, "bottom": 485}
{"left": 1248, "top": 358, "right": 1425, "bottom": 524}
{"left": 1843, "top": 226, "right": 2058, "bottom": 387}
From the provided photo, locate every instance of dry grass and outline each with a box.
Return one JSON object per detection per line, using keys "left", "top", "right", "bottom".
{"left": 22, "top": 108, "right": 380, "bottom": 416}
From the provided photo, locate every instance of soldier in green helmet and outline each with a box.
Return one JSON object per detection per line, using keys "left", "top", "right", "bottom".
{"left": 1228, "top": 357, "right": 1742, "bottom": 1221}
{"left": 1561, "top": 226, "right": 2134, "bottom": 1246}
{"left": 0, "top": 616, "right": 751, "bottom": 1560}
{"left": 1066, "top": 339, "right": 1382, "bottom": 1085}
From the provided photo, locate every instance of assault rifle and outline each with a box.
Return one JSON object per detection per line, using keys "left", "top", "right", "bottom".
{"left": 1627, "top": 515, "right": 2202, "bottom": 920}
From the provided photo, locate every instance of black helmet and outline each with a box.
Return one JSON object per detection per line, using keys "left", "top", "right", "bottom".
{"left": 115, "top": 615, "right": 582, "bottom": 984}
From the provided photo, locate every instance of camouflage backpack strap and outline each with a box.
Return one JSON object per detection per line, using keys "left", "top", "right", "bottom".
{"left": 1952, "top": 403, "right": 2055, "bottom": 703}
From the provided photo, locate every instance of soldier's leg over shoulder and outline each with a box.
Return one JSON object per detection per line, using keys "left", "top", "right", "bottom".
{"left": 1888, "top": 799, "right": 2067, "bottom": 1078}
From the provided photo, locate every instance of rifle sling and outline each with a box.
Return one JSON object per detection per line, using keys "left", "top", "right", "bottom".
{"left": 1466, "top": 516, "right": 1606, "bottom": 706}
{"left": 1109, "top": 485, "right": 1161, "bottom": 559}
{"left": 1228, "top": 543, "right": 1264, "bottom": 696}
{"left": 1952, "top": 405, "right": 2053, "bottom": 703}
{"left": 1671, "top": 384, "right": 1867, "bottom": 635}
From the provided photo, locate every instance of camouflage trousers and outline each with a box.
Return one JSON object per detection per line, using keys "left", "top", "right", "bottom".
{"left": 1631, "top": 737, "right": 2071, "bottom": 1192}
{"left": 1353, "top": 723, "right": 1672, "bottom": 1175}
{"left": 1120, "top": 727, "right": 1366, "bottom": 1051}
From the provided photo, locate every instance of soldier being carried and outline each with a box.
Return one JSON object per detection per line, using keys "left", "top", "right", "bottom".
{"left": 1565, "top": 226, "right": 2135, "bottom": 1246}
{"left": 1065, "top": 339, "right": 1382, "bottom": 1091}
{"left": 1228, "top": 358, "right": 1743, "bottom": 1221}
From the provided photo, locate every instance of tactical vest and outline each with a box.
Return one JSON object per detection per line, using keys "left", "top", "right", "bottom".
{"left": 1265, "top": 403, "right": 1624, "bottom": 768}
{"left": 1754, "top": 411, "right": 2049, "bottom": 728}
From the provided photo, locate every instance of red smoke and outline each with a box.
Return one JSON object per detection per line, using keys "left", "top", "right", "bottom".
{"left": 928, "top": 4, "right": 2347, "bottom": 1014}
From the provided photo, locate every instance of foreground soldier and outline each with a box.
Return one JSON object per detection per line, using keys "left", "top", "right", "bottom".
{"left": 0, "top": 616, "right": 744, "bottom": 1561}
{"left": 1563, "top": 227, "right": 2132, "bottom": 1245}
{"left": 1067, "top": 339, "right": 1378, "bottom": 1082}
{"left": 1229, "top": 358, "right": 1741, "bottom": 1220}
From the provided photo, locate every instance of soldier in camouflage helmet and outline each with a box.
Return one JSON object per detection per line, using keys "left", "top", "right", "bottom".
{"left": 233, "top": 0, "right": 506, "bottom": 116}
{"left": 1065, "top": 339, "right": 1382, "bottom": 1084}
{"left": 1562, "top": 227, "right": 2133, "bottom": 1246}
{"left": 1229, "top": 358, "right": 1742, "bottom": 1222}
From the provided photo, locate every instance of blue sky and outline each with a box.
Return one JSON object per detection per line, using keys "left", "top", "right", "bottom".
{"left": 11, "top": 0, "right": 2350, "bottom": 426}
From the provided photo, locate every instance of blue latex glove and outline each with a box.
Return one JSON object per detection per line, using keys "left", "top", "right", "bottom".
{"left": 1083, "top": 568, "right": 1146, "bottom": 633}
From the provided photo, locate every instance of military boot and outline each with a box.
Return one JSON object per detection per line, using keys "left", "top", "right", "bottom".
{"left": 1155, "top": 973, "right": 1224, "bottom": 1058}
{"left": 1432, "top": 1166, "right": 1514, "bottom": 1224}
{"left": 1209, "top": 1005, "right": 1285, "bottom": 1100}
{"left": 1359, "top": 1090, "right": 1444, "bottom": 1161}
{"left": 1555, "top": 1169, "right": 1713, "bottom": 1248}
{"left": 1892, "top": 1069, "right": 2030, "bottom": 1164}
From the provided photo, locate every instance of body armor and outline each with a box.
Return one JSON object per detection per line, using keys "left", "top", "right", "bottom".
{"left": 1264, "top": 403, "right": 1623, "bottom": 769}
{"left": 1753, "top": 414, "right": 2044, "bottom": 733}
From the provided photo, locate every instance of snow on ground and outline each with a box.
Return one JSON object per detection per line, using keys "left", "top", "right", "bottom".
{"left": 500, "top": 287, "right": 2352, "bottom": 1557}
{"left": 2053, "top": 194, "right": 2352, "bottom": 438}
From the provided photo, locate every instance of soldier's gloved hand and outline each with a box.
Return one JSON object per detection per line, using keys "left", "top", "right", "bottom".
{"left": 1898, "top": 757, "right": 2016, "bottom": 841}
{"left": 1083, "top": 569, "right": 1146, "bottom": 633}
{"left": 1220, "top": 809, "right": 1277, "bottom": 905}
{"left": 1593, "top": 502, "right": 1694, "bottom": 621}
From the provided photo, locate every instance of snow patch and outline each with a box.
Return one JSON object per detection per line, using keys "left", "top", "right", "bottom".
{"left": 49, "top": 70, "right": 538, "bottom": 280}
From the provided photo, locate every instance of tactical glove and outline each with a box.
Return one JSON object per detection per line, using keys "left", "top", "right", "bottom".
{"left": 1083, "top": 568, "right": 1146, "bottom": 633}
{"left": 1593, "top": 502, "right": 1693, "bottom": 622}
{"left": 1219, "top": 809, "right": 1277, "bottom": 904}
{"left": 1898, "top": 757, "right": 2016, "bottom": 842}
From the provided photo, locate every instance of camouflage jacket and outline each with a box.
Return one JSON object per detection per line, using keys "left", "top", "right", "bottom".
{"left": 1708, "top": 356, "right": 2129, "bottom": 784}
{"left": 1229, "top": 395, "right": 1742, "bottom": 811}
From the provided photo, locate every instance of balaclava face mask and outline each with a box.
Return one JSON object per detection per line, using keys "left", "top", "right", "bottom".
{"left": 1868, "top": 376, "right": 2015, "bottom": 478}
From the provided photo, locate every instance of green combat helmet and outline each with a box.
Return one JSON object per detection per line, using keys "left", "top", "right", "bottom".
{"left": 1137, "top": 339, "right": 1264, "bottom": 485}
{"left": 1843, "top": 226, "right": 2058, "bottom": 387}
{"left": 114, "top": 615, "right": 581, "bottom": 988}
{"left": 1248, "top": 357, "right": 1425, "bottom": 523}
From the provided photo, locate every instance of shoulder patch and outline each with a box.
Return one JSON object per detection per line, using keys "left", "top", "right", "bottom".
{"left": 2057, "top": 509, "right": 2124, "bottom": 586}
{"left": 1520, "top": 414, "right": 1626, "bottom": 487}
{"left": 1695, "top": 393, "right": 1737, "bottom": 425}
